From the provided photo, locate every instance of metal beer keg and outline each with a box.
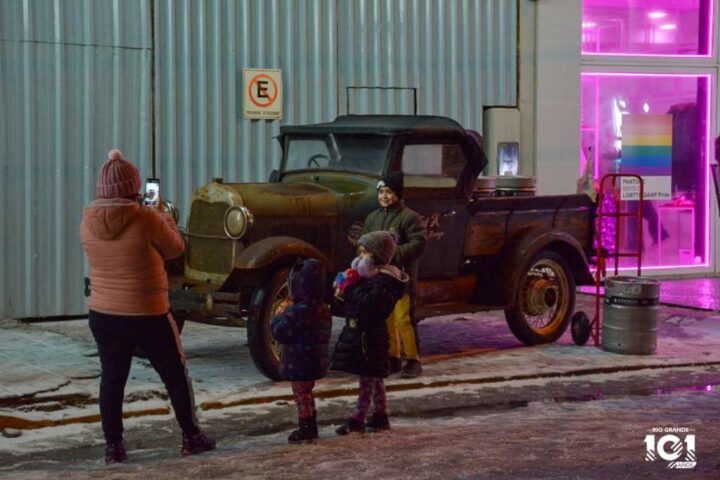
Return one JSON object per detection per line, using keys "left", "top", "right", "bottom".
{"left": 602, "top": 276, "right": 660, "bottom": 355}
{"left": 495, "top": 175, "right": 536, "bottom": 197}
{"left": 473, "top": 176, "right": 497, "bottom": 198}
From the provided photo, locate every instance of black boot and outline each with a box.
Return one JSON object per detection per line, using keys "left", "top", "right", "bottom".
{"left": 288, "top": 416, "right": 319, "bottom": 444}
{"left": 104, "top": 440, "right": 127, "bottom": 465}
{"left": 181, "top": 431, "right": 216, "bottom": 456}
{"left": 365, "top": 413, "right": 390, "bottom": 433}
{"left": 401, "top": 359, "right": 423, "bottom": 379}
{"left": 311, "top": 411, "right": 319, "bottom": 437}
{"left": 335, "top": 417, "right": 365, "bottom": 436}
{"left": 388, "top": 357, "right": 403, "bottom": 374}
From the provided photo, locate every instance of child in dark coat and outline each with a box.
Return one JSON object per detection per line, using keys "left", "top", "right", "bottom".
{"left": 331, "top": 231, "right": 408, "bottom": 434}
{"left": 270, "top": 258, "right": 332, "bottom": 443}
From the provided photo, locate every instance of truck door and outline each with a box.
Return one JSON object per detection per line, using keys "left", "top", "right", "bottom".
{"left": 398, "top": 138, "right": 472, "bottom": 278}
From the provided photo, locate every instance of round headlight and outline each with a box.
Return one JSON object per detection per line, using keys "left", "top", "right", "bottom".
{"left": 224, "top": 206, "right": 253, "bottom": 239}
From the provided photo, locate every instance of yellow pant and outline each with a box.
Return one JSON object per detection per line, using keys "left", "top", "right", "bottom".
{"left": 386, "top": 293, "right": 419, "bottom": 360}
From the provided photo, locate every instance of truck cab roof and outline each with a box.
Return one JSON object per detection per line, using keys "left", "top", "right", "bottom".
{"left": 279, "top": 114, "right": 467, "bottom": 136}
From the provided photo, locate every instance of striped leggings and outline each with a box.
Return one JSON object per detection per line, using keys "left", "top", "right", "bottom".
{"left": 291, "top": 381, "right": 316, "bottom": 420}
{"left": 351, "top": 376, "right": 387, "bottom": 422}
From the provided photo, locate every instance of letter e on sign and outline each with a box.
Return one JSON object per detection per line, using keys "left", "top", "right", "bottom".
{"left": 243, "top": 68, "right": 283, "bottom": 120}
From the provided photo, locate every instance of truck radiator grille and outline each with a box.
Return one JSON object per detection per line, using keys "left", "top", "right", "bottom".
{"left": 187, "top": 200, "right": 232, "bottom": 274}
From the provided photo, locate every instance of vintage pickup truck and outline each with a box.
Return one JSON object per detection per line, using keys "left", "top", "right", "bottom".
{"left": 169, "top": 115, "right": 595, "bottom": 380}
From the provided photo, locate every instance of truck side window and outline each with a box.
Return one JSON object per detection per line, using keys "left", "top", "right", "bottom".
{"left": 402, "top": 144, "right": 466, "bottom": 188}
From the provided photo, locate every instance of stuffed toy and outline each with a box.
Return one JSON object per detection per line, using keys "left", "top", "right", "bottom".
{"left": 332, "top": 268, "right": 361, "bottom": 300}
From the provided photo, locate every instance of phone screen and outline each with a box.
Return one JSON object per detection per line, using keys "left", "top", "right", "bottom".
{"left": 144, "top": 178, "right": 160, "bottom": 206}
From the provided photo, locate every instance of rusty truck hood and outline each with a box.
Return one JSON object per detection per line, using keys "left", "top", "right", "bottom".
{"left": 183, "top": 173, "right": 379, "bottom": 284}
{"left": 234, "top": 181, "right": 342, "bottom": 216}
{"left": 196, "top": 173, "right": 377, "bottom": 215}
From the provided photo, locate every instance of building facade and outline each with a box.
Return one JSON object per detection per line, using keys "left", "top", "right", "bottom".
{"left": 1, "top": 0, "right": 718, "bottom": 318}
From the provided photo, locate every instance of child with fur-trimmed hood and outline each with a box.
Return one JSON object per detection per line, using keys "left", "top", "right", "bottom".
{"left": 330, "top": 231, "right": 408, "bottom": 435}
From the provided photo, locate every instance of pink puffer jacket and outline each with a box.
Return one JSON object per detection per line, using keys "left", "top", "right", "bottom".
{"left": 80, "top": 198, "right": 184, "bottom": 316}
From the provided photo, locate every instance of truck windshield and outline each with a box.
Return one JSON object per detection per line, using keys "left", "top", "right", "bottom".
{"left": 284, "top": 134, "right": 390, "bottom": 175}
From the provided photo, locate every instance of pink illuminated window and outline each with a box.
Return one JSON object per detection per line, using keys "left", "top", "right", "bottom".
{"left": 582, "top": 0, "right": 713, "bottom": 56}
{"left": 581, "top": 73, "right": 711, "bottom": 270}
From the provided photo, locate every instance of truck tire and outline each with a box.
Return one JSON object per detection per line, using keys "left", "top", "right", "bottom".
{"left": 504, "top": 250, "right": 575, "bottom": 345}
{"left": 248, "top": 268, "right": 292, "bottom": 381}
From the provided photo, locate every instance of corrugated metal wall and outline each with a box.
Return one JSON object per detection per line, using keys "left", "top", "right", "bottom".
{"left": 156, "top": 0, "right": 517, "bottom": 220}
{"left": 0, "top": 0, "right": 152, "bottom": 318}
{"left": 154, "top": 0, "right": 338, "bottom": 220}
{"left": 337, "top": 0, "right": 517, "bottom": 128}
{"left": 1, "top": 0, "right": 517, "bottom": 318}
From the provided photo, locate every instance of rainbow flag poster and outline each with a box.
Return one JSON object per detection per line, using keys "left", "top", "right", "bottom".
{"left": 620, "top": 114, "right": 672, "bottom": 200}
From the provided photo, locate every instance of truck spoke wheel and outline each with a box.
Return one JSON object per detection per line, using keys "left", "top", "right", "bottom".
{"left": 268, "top": 292, "right": 292, "bottom": 360}
{"left": 505, "top": 250, "right": 575, "bottom": 345}
{"left": 247, "top": 268, "right": 292, "bottom": 380}
{"left": 520, "top": 259, "right": 568, "bottom": 331}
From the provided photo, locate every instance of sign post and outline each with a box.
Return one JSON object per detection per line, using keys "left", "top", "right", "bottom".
{"left": 243, "top": 68, "right": 283, "bottom": 120}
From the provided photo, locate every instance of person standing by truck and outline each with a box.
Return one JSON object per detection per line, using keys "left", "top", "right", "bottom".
{"left": 80, "top": 149, "right": 215, "bottom": 463}
{"left": 361, "top": 171, "right": 428, "bottom": 378}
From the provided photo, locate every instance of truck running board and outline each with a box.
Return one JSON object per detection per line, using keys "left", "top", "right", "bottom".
{"left": 415, "top": 302, "right": 500, "bottom": 321}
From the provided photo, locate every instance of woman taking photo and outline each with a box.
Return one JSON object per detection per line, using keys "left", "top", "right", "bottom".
{"left": 80, "top": 149, "right": 215, "bottom": 464}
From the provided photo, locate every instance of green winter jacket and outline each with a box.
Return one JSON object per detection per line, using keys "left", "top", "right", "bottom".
{"left": 361, "top": 201, "right": 428, "bottom": 296}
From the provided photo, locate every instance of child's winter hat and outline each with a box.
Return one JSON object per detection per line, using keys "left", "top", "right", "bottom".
{"left": 377, "top": 171, "right": 404, "bottom": 199}
{"left": 96, "top": 149, "right": 141, "bottom": 199}
{"left": 358, "top": 231, "right": 397, "bottom": 266}
{"left": 289, "top": 258, "right": 326, "bottom": 303}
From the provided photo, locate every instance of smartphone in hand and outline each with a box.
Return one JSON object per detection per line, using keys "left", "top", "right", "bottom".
{"left": 144, "top": 178, "right": 160, "bottom": 206}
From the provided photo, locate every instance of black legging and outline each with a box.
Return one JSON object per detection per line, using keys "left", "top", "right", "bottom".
{"left": 89, "top": 310, "right": 199, "bottom": 443}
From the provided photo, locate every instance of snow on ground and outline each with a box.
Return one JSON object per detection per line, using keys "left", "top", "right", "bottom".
{"left": 0, "top": 362, "right": 695, "bottom": 455}
{"left": 2, "top": 296, "right": 720, "bottom": 477}
{"left": 2, "top": 389, "right": 720, "bottom": 479}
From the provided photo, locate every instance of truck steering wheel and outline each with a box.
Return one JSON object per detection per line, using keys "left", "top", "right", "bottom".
{"left": 307, "top": 153, "right": 331, "bottom": 168}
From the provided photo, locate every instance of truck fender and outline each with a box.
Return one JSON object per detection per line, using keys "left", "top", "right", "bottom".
{"left": 497, "top": 228, "right": 593, "bottom": 307}
{"left": 222, "top": 236, "right": 333, "bottom": 290}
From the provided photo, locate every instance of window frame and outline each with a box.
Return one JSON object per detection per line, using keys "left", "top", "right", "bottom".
{"left": 390, "top": 133, "right": 476, "bottom": 200}
{"left": 581, "top": 0, "right": 715, "bottom": 58}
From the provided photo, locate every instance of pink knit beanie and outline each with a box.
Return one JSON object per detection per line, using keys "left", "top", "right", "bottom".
{"left": 96, "top": 149, "right": 141, "bottom": 199}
